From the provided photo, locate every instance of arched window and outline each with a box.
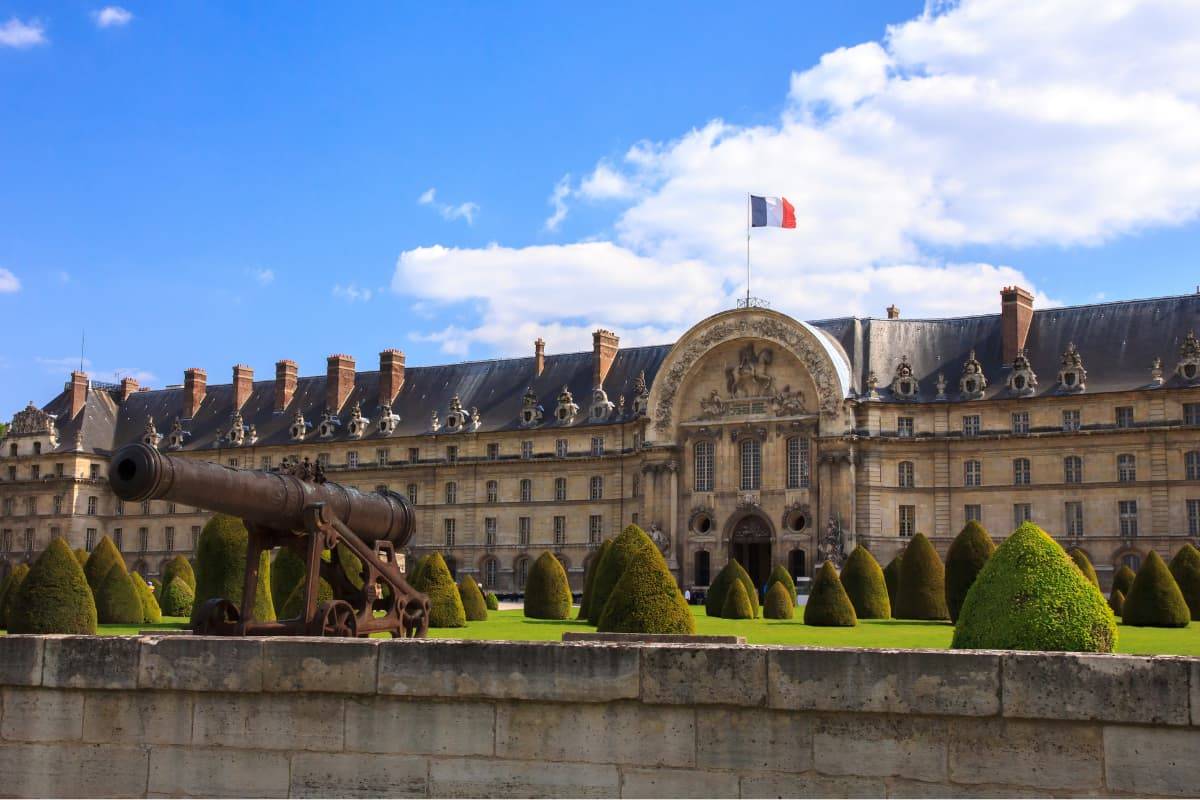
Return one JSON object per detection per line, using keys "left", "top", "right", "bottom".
{"left": 786, "top": 437, "right": 809, "bottom": 489}
{"left": 515, "top": 556, "right": 529, "bottom": 589}
{"left": 1013, "top": 458, "right": 1031, "bottom": 486}
{"left": 740, "top": 439, "right": 761, "bottom": 491}
{"left": 483, "top": 558, "right": 498, "bottom": 589}
{"left": 445, "top": 482, "right": 457, "bottom": 505}
{"left": 1117, "top": 454, "right": 1136, "bottom": 483}
{"left": 486, "top": 480, "right": 498, "bottom": 503}
{"left": 694, "top": 550, "right": 711, "bottom": 585}
{"left": 694, "top": 441, "right": 714, "bottom": 492}
{"left": 1121, "top": 552, "right": 1141, "bottom": 572}
{"left": 1185, "top": 451, "right": 1199, "bottom": 481}
{"left": 964, "top": 460, "right": 981, "bottom": 487}
{"left": 788, "top": 549, "right": 807, "bottom": 579}
{"left": 1064, "top": 456, "right": 1083, "bottom": 484}
{"left": 898, "top": 461, "right": 915, "bottom": 488}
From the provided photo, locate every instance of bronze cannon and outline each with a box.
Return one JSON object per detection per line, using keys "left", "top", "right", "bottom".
{"left": 108, "top": 442, "right": 429, "bottom": 638}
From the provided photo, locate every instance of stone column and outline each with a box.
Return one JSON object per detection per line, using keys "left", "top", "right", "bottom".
{"left": 666, "top": 460, "right": 680, "bottom": 569}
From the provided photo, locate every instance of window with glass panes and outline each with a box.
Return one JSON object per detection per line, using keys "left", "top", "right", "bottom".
{"left": 86, "top": 496, "right": 97, "bottom": 515}
{"left": 632, "top": 475, "right": 640, "bottom": 497}
{"left": 90, "top": 464, "right": 100, "bottom": 479}
{"left": 1013, "top": 503, "right": 1032, "bottom": 527}
{"left": 554, "top": 516, "right": 566, "bottom": 545}
{"left": 591, "top": 437, "right": 604, "bottom": 456}
{"left": 1189, "top": 499, "right": 1200, "bottom": 536}
{"left": 962, "top": 415, "right": 981, "bottom": 436}
{"left": 1011, "top": 412, "right": 1030, "bottom": 434}
{"left": 588, "top": 515, "right": 602, "bottom": 544}
{"left": 484, "top": 558, "right": 497, "bottom": 588}
{"left": 406, "top": 483, "right": 418, "bottom": 504}
{"left": 516, "top": 557, "right": 529, "bottom": 588}
{"left": 787, "top": 437, "right": 809, "bottom": 488}
{"left": 347, "top": 451, "right": 359, "bottom": 468}
{"left": 1119, "top": 500, "right": 1138, "bottom": 536}
{"left": 446, "top": 446, "right": 457, "bottom": 463}
{"left": 1013, "top": 458, "right": 1031, "bottom": 485}
{"left": 52, "top": 495, "right": 62, "bottom": 515}
{"left": 897, "top": 417, "right": 914, "bottom": 438}
{"left": 1065, "top": 502, "right": 1084, "bottom": 537}
{"left": 85, "top": 529, "right": 96, "bottom": 551}
{"left": 740, "top": 439, "right": 762, "bottom": 491}
{"left": 521, "top": 441, "right": 533, "bottom": 459}
{"left": 1064, "top": 456, "right": 1083, "bottom": 484}
{"left": 554, "top": 477, "right": 567, "bottom": 501}
{"left": 694, "top": 441, "right": 714, "bottom": 491}
{"left": 486, "top": 480, "right": 498, "bottom": 503}
{"left": 1116, "top": 406, "right": 1134, "bottom": 428}
{"left": 520, "top": 479, "right": 532, "bottom": 503}
{"left": 24, "top": 529, "right": 34, "bottom": 554}
{"left": 445, "top": 482, "right": 457, "bottom": 504}
{"left": 377, "top": 448, "right": 389, "bottom": 466}
{"left": 898, "top": 461, "right": 915, "bottom": 488}
{"left": 486, "top": 443, "right": 499, "bottom": 461}
{"left": 964, "top": 460, "right": 982, "bottom": 487}
{"left": 408, "top": 447, "right": 420, "bottom": 464}
{"left": 228, "top": 458, "right": 239, "bottom": 468}
{"left": 162, "top": 526, "right": 173, "bottom": 551}
{"left": 899, "top": 505, "right": 915, "bottom": 537}
{"left": 556, "top": 439, "right": 568, "bottom": 458}
{"left": 589, "top": 476, "right": 603, "bottom": 501}
{"left": 1186, "top": 403, "right": 1200, "bottom": 426}
{"left": 964, "top": 504, "right": 982, "bottom": 522}
{"left": 191, "top": 526, "right": 200, "bottom": 549}
{"left": 1117, "top": 454, "right": 1136, "bottom": 483}
{"left": 138, "top": 527, "right": 149, "bottom": 552}
{"left": 30, "top": 465, "right": 38, "bottom": 480}
{"left": 484, "top": 517, "right": 497, "bottom": 546}
{"left": 444, "top": 518, "right": 456, "bottom": 547}
{"left": 518, "top": 517, "right": 531, "bottom": 546}
{"left": 113, "top": 528, "right": 123, "bottom": 550}
{"left": 1186, "top": 451, "right": 1200, "bottom": 481}
{"left": 1062, "top": 409, "right": 1081, "bottom": 431}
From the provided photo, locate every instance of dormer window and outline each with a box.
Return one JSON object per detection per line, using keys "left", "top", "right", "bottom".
{"left": 589, "top": 385, "right": 615, "bottom": 421}
{"left": 289, "top": 410, "right": 310, "bottom": 441}
{"left": 377, "top": 402, "right": 400, "bottom": 435}
{"left": 166, "top": 417, "right": 189, "bottom": 449}
{"left": 890, "top": 356, "right": 919, "bottom": 400}
{"left": 1177, "top": 331, "right": 1200, "bottom": 383}
{"left": 1056, "top": 343, "right": 1087, "bottom": 393}
{"left": 142, "top": 418, "right": 161, "bottom": 448}
{"left": 959, "top": 350, "right": 988, "bottom": 400}
{"left": 1006, "top": 350, "right": 1038, "bottom": 397}
{"left": 346, "top": 402, "right": 368, "bottom": 439}
{"left": 555, "top": 386, "right": 579, "bottom": 424}
{"left": 520, "top": 387, "right": 543, "bottom": 427}
{"left": 317, "top": 411, "right": 340, "bottom": 438}
{"left": 444, "top": 395, "right": 468, "bottom": 432}
{"left": 632, "top": 371, "right": 649, "bottom": 415}
{"left": 226, "top": 410, "right": 246, "bottom": 446}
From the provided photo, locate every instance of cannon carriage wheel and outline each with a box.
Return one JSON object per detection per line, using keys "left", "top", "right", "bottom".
{"left": 311, "top": 599, "right": 359, "bottom": 637}
{"left": 194, "top": 598, "right": 240, "bottom": 635}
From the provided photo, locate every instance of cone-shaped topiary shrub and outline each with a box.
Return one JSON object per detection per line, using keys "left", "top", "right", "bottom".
{"left": 705, "top": 559, "right": 760, "bottom": 619}
{"left": 944, "top": 521, "right": 996, "bottom": 622}
{"left": 895, "top": 533, "right": 950, "bottom": 620}
{"left": 270, "top": 547, "right": 307, "bottom": 612}
{"left": 721, "top": 576, "right": 756, "bottom": 620}
{"left": 417, "top": 552, "right": 465, "bottom": 627}
{"left": 597, "top": 527, "right": 694, "bottom": 634}
{"left": 840, "top": 545, "right": 890, "bottom": 619}
{"left": 577, "top": 539, "right": 611, "bottom": 620}
{"left": 407, "top": 554, "right": 429, "bottom": 588}
{"left": 83, "top": 536, "right": 125, "bottom": 596}
{"left": 883, "top": 554, "right": 902, "bottom": 613}
{"left": 73, "top": 548, "right": 89, "bottom": 568}
{"left": 804, "top": 561, "right": 857, "bottom": 627}
{"left": 588, "top": 525, "right": 659, "bottom": 624}
{"left": 96, "top": 563, "right": 145, "bottom": 624}
{"left": 1168, "top": 544, "right": 1200, "bottom": 621}
{"left": 1068, "top": 548, "right": 1100, "bottom": 589}
{"left": 952, "top": 522, "right": 1117, "bottom": 652}
{"left": 280, "top": 576, "right": 332, "bottom": 619}
{"left": 1109, "top": 588, "right": 1125, "bottom": 616}
{"left": 162, "top": 554, "right": 196, "bottom": 592}
{"left": 150, "top": 578, "right": 162, "bottom": 596}
{"left": 458, "top": 574, "right": 488, "bottom": 621}
{"left": 0, "top": 564, "right": 30, "bottom": 628}
{"left": 1112, "top": 565, "right": 1136, "bottom": 597}
{"left": 190, "top": 513, "right": 275, "bottom": 627}
{"left": 766, "top": 564, "right": 797, "bottom": 605}
{"left": 161, "top": 576, "right": 195, "bottom": 617}
{"left": 763, "top": 580, "right": 795, "bottom": 620}
{"left": 132, "top": 571, "right": 162, "bottom": 624}
{"left": 8, "top": 538, "right": 97, "bottom": 634}
{"left": 0, "top": 570, "right": 18, "bottom": 628}
{"left": 525, "top": 551, "right": 572, "bottom": 620}
{"left": 1121, "top": 550, "right": 1190, "bottom": 628}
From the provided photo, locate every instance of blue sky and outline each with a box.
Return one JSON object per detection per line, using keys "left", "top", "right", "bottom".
{"left": 2, "top": 1, "right": 1199, "bottom": 418}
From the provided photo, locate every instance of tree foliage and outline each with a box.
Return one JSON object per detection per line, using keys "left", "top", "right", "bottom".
{"left": 597, "top": 526, "right": 694, "bottom": 634}
{"left": 763, "top": 580, "right": 795, "bottom": 620}
{"left": 83, "top": 536, "right": 124, "bottom": 596}
{"left": 415, "top": 552, "right": 465, "bottom": 628}
{"left": 1121, "top": 550, "right": 1190, "bottom": 628}
{"left": 1167, "top": 544, "right": 1200, "bottom": 621}
{"left": 162, "top": 555, "right": 196, "bottom": 592}
{"left": 132, "top": 571, "right": 162, "bottom": 624}
{"left": 161, "top": 575, "right": 195, "bottom": 618}
{"left": 720, "top": 576, "right": 756, "bottom": 620}
{"left": 577, "top": 539, "right": 611, "bottom": 620}
{"left": 705, "top": 558, "right": 759, "bottom": 619}
{"left": 458, "top": 573, "right": 489, "bottom": 621}
{"left": 840, "top": 545, "right": 891, "bottom": 620}
{"left": 1068, "top": 548, "right": 1100, "bottom": 589}
{"left": 189, "top": 513, "right": 275, "bottom": 628}
{"left": 894, "top": 533, "right": 950, "bottom": 620}
{"left": 945, "top": 522, "right": 996, "bottom": 622}
{"left": 803, "top": 561, "right": 857, "bottom": 627}
{"left": 525, "top": 551, "right": 572, "bottom": 620}
{"left": 95, "top": 564, "right": 144, "bottom": 624}
{"left": 8, "top": 538, "right": 97, "bottom": 634}
{"left": 588, "top": 525, "right": 658, "bottom": 624}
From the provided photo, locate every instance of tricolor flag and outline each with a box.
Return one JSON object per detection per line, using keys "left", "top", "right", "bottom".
{"left": 750, "top": 195, "right": 796, "bottom": 228}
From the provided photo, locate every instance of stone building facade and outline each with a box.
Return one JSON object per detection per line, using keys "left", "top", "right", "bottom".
{"left": 1, "top": 287, "right": 1198, "bottom": 593}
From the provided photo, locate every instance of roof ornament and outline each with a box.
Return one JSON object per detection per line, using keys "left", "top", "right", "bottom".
{"left": 1006, "top": 349, "right": 1038, "bottom": 397}
{"left": 1056, "top": 342, "right": 1087, "bottom": 393}
{"left": 166, "top": 417, "right": 189, "bottom": 450}
{"left": 864, "top": 371, "right": 880, "bottom": 401}
{"left": 444, "top": 395, "right": 468, "bottom": 432}
{"left": 377, "top": 402, "right": 401, "bottom": 435}
{"left": 429, "top": 410, "right": 441, "bottom": 433}
{"left": 520, "top": 387, "right": 543, "bottom": 427}
{"left": 317, "top": 410, "right": 340, "bottom": 438}
{"left": 890, "top": 356, "right": 918, "bottom": 400}
{"left": 470, "top": 406, "right": 482, "bottom": 430}
{"left": 617, "top": 395, "right": 626, "bottom": 415}
{"left": 289, "top": 409, "right": 310, "bottom": 441}
{"left": 632, "top": 371, "right": 650, "bottom": 416}
{"left": 142, "top": 417, "right": 161, "bottom": 449}
{"left": 346, "top": 401, "right": 368, "bottom": 439}
{"left": 959, "top": 349, "right": 987, "bottom": 400}
{"left": 278, "top": 455, "right": 326, "bottom": 485}
{"left": 1176, "top": 330, "right": 1199, "bottom": 383}
{"left": 589, "top": 385, "right": 615, "bottom": 421}
{"left": 8, "top": 402, "right": 58, "bottom": 446}
{"left": 246, "top": 424, "right": 258, "bottom": 446}
{"left": 935, "top": 372, "right": 948, "bottom": 400}
{"left": 555, "top": 385, "right": 579, "bottom": 424}
{"left": 226, "top": 409, "right": 247, "bottom": 446}
{"left": 1151, "top": 357, "right": 1165, "bottom": 386}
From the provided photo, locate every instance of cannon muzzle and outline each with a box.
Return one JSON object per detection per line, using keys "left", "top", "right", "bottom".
{"left": 109, "top": 442, "right": 415, "bottom": 547}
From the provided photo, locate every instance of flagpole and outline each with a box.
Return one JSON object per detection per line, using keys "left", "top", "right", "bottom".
{"left": 745, "top": 193, "right": 751, "bottom": 306}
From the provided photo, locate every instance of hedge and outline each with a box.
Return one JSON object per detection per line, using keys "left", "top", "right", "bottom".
{"left": 280, "top": 576, "right": 332, "bottom": 620}
{"left": 840, "top": 545, "right": 890, "bottom": 619}
{"left": 1108, "top": 588, "right": 1125, "bottom": 616}
{"left": 952, "top": 522, "right": 1116, "bottom": 652}
{"left": 883, "top": 554, "right": 902, "bottom": 613}
{"left": 944, "top": 521, "right": 995, "bottom": 622}
{"left": 577, "top": 539, "right": 611, "bottom": 621}
{"left": 803, "top": 561, "right": 857, "bottom": 627}
{"left": 1068, "top": 548, "right": 1100, "bottom": 589}
{"left": 96, "top": 563, "right": 145, "bottom": 624}
{"left": 525, "top": 551, "right": 572, "bottom": 620}
{"left": 1112, "top": 565, "right": 1136, "bottom": 597}
{"left": 766, "top": 563, "right": 797, "bottom": 605}
{"left": 1167, "top": 544, "right": 1200, "bottom": 621}
{"left": 161, "top": 575, "right": 195, "bottom": 617}
{"left": 597, "top": 526, "right": 694, "bottom": 634}
{"left": 417, "top": 552, "right": 465, "bottom": 628}
{"left": 190, "top": 513, "right": 275, "bottom": 628}
{"left": 83, "top": 536, "right": 125, "bottom": 596}
{"left": 7, "top": 538, "right": 97, "bottom": 634}
{"left": 0, "top": 564, "right": 28, "bottom": 628}
{"left": 73, "top": 548, "right": 89, "bottom": 568}
{"left": 721, "top": 577, "right": 756, "bottom": 620}
{"left": 162, "top": 554, "right": 196, "bottom": 592}
{"left": 458, "top": 573, "right": 489, "bottom": 621}
{"left": 894, "top": 533, "right": 949, "bottom": 620}
{"left": 763, "top": 580, "right": 794, "bottom": 620}
{"left": 270, "top": 547, "right": 307, "bottom": 613}
{"left": 705, "top": 559, "right": 759, "bottom": 619}
{"left": 588, "top": 525, "right": 657, "bottom": 625}
{"left": 132, "top": 571, "right": 162, "bottom": 624}
{"left": 1121, "top": 550, "right": 1190, "bottom": 628}
{"left": 407, "top": 554, "right": 430, "bottom": 588}
{"left": 485, "top": 591, "right": 499, "bottom": 611}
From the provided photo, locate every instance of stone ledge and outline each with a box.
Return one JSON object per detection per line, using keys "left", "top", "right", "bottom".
{"left": 0, "top": 636, "right": 43, "bottom": 687}
{"left": 563, "top": 632, "right": 746, "bottom": 644}
{"left": 640, "top": 645, "right": 767, "bottom": 706}
{"left": 43, "top": 636, "right": 140, "bottom": 690}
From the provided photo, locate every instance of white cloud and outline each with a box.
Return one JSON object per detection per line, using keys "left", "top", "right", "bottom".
{"left": 0, "top": 268, "right": 20, "bottom": 293}
{"left": 0, "top": 17, "right": 46, "bottom": 48}
{"left": 93, "top": 6, "right": 133, "bottom": 28}
{"left": 394, "top": 0, "right": 1200, "bottom": 359}
{"left": 418, "top": 188, "right": 436, "bottom": 205}
{"left": 250, "top": 268, "right": 275, "bottom": 286}
{"left": 418, "top": 187, "right": 479, "bottom": 225}
{"left": 333, "top": 283, "right": 373, "bottom": 303}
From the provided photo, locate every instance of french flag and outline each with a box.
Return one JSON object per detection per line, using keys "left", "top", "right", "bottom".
{"left": 750, "top": 195, "right": 796, "bottom": 228}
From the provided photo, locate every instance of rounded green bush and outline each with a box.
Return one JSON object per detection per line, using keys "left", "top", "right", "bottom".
{"left": 279, "top": 576, "right": 332, "bottom": 619}
{"left": 705, "top": 559, "right": 759, "bottom": 619}
{"left": 8, "top": 538, "right": 97, "bottom": 634}
{"left": 804, "top": 561, "right": 857, "bottom": 627}
{"left": 952, "top": 522, "right": 1117, "bottom": 652}
{"left": 270, "top": 547, "right": 307, "bottom": 613}
{"left": 1068, "top": 548, "right": 1100, "bottom": 589}
{"left": 0, "top": 563, "right": 30, "bottom": 628}
{"left": 721, "top": 576, "right": 755, "bottom": 620}
{"left": 132, "top": 571, "right": 162, "bottom": 624}
{"left": 73, "top": 548, "right": 89, "bottom": 568}
{"left": 96, "top": 563, "right": 144, "bottom": 624}
{"left": 189, "top": 513, "right": 275, "bottom": 627}
{"left": 763, "top": 580, "right": 795, "bottom": 620}
{"left": 419, "top": 552, "right": 465, "bottom": 628}
{"left": 577, "top": 539, "right": 611, "bottom": 620}
{"left": 883, "top": 554, "right": 902, "bottom": 613}
{"left": 944, "top": 522, "right": 996, "bottom": 622}
{"left": 83, "top": 536, "right": 125, "bottom": 596}
{"left": 588, "top": 525, "right": 658, "bottom": 624}
{"left": 840, "top": 545, "right": 891, "bottom": 619}
{"left": 161, "top": 575, "right": 195, "bottom": 617}
{"left": 766, "top": 563, "right": 797, "bottom": 606}
{"left": 1109, "top": 588, "right": 1125, "bottom": 616}
{"left": 458, "top": 573, "right": 488, "bottom": 621}
{"left": 485, "top": 591, "right": 499, "bottom": 611}
{"left": 525, "top": 551, "right": 572, "bottom": 620}
{"left": 597, "top": 527, "right": 694, "bottom": 634}
{"left": 1121, "top": 550, "right": 1190, "bottom": 628}
{"left": 1112, "top": 565, "right": 1136, "bottom": 597}
{"left": 1167, "top": 544, "right": 1200, "bottom": 621}
{"left": 162, "top": 554, "right": 196, "bottom": 592}
{"left": 895, "top": 533, "right": 950, "bottom": 620}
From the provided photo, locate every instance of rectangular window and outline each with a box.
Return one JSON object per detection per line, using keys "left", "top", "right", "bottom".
{"left": 964, "top": 460, "right": 982, "bottom": 487}
{"left": 1062, "top": 410, "right": 1081, "bottom": 432}
{"left": 317, "top": 453, "right": 329, "bottom": 469}
{"left": 486, "top": 443, "right": 499, "bottom": 461}
{"left": 1189, "top": 499, "right": 1200, "bottom": 536}
{"left": 556, "top": 439, "right": 568, "bottom": 458}
{"left": 787, "top": 437, "right": 810, "bottom": 489}
{"left": 631, "top": 512, "right": 639, "bottom": 527}
{"left": 408, "top": 447, "right": 420, "bottom": 464}
{"left": 486, "top": 480, "right": 498, "bottom": 503}
{"left": 1, "top": 498, "right": 11, "bottom": 516}
{"left": 1185, "top": 403, "right": 1200, "bottom": 426}
{"left": 740, "top": 439, "right": 762, "bottom": 491}
{"left": 407, "top": 483, "right": 418, "bottom": 504}
{"left": 521, "top": 441, "right": 533, "bottom": 459}
{"left": 228, "top": 458, "right": 239, "bottom": 468}
{"left": 24, "top": 529, "right": 34, "bottom": 555}
{"left": 1, "top": 529, "right": 10, "bottom": 552}
{"left": 554, "top": 516, "right": 566, "bottom": 546}
{"left": 191, "top": 525, "right": 200, "bottom": 550}
{"left": 518, "top": 516, "right": 531, "bottom": 546}
{"left": 555, "top": 477, "right": 567, "bottom": 502}
{"left": 1013, "top": 458, "right": 1031, "bottom": 486}
{"left": 26, "top": 496, "right": 36, "bottom": 516}
{"left": 377, "top": 448, "right": 389, "bottom": 466}
{"left": 1065, "top": 501, "right": 1084, "bottom": 537}
{"left": 589, "top": 515, "right": 603, "bottom": 544}
{"left": 695, "top": 441, "right": 715, "bottom": 492}
{"left": 444, "top": 518, "right": 456, "bottom": 547}
{"left": 484, "top": 517, "right": 497, "bottom": 546}
{"left": 962, "top": 415, "right": 981, "bottom": 437}
{"left": 89, "top": 464, "right": 100, "bottom": 480}
{"left": 261, "top": 456, "right": 272, "bottom": 470}
{"left": 964, "top": 504, "right": 982, "bottom": 523}
{"left": 1119, "top": 500, "right": 1139, "bottom": 537}
{"left": 897, "top": 416, "right": 914, "bottom": 438}
{"left": 165, "top": 526, "right": 175, "bottom": 551}
{"left": 6, "top": 466, "right": 14, "bottom": 481}
{"left": 1117, "top": 453, "right": 1137, "bottom": 483}
{"left": 138, "top": 527, "right": 149, "bottom": 553}
{"left": 899, "top": 505, "right": 915, "bottom": 537}
{"left": 1185, "top": 451, "right": 1199, "bottom": 481}
{"left": 86, "top": 496, "right": 97, "bottom": 515}
{"left": 54, "top": 463, "right": 64, "bottom": 477}
{"left": 30, "top": 464, "right": 39, "bottom": 480}
{"left": 142, "top": 501, "right": 151, "bottom": 516}
{"left": 52, "top": 495, "right": 62, "bottom": 515}
{"left": 591, "top": 436, "right": 605, "bottom": 456}
{"left": 1116, "top": 406, "right": 1134, "bottom": 428}
{"left": 85, "top": 528, "right": 96, "bottom": 551}
{"left": 1064, "top": 456, "right": 1083, "bottom": 484}
{"left": 520, "top": 479, "right": 532, "bottom": 503}
{"left": 1014, "top": 503, "right": 1032, "bottom": 527}
{"left": 632, "top": 475, "right": 640, "bottom": 498}
{"left": 113, "top": 528, "right": 123, "bottom": 550}
{"left": 347, "top": 451, "right": 359, "bottom": 468}
{"left": 1011, "top": 412, "right": 1030, "bottom": 435}
{"left": 589, "top": 476, "right": 604, "bottom": 501}
{"left": 115, "top": 499, "right": 123, "bottom": 516}
{"left": 898, "top": 461, "right": 915, "bottom": 488}
{"left": 446, "top": 446, "right": 458, "bottom": 463}
{"left": 445, "top": 482, "right": 457, "bottom": 505}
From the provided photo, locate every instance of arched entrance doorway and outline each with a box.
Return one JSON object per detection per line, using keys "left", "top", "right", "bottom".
{"left": 730, "top": 514, "right": 773, "bottom": 591}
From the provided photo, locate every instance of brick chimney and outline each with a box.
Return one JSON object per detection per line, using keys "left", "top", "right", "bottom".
{"left": 1001, "top": 286, "right": 1035, "bottom": 363}
{"left": 592, "top": 329, "right": 620, "bottom": 387}
{"left": 326, "top": 354, "right": 355, "bottom": 413}
{"left": 118, "top": 376, "right": 139, "bottom": 402}
{"left": 534, "top": 338, "right": 545, "bottom": 377}
{"left": 275, "top": 360, "right": 297, "bottom": 412}
{"left": 886, "top": 304, "right": 900, "bottom": 320}
{"left": 67, "top": 371, "right": 89, "bottom": 419}
{"left": 379, "top": 349, "right": 405, "bottom": 407}
{"left": 183, "top": 368, "right": 207, "bottom": 419}
{"left": 232, "top": 364, "right": 253, "bottom": 410}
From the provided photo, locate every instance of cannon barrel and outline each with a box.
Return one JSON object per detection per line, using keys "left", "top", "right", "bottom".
{"left": 108, "top": 443, "right": 415, "bottom": 547}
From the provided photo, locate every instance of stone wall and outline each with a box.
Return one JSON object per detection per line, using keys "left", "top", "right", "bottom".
{"left": 0, "top": 635, "right": 1197, "bottom": 798}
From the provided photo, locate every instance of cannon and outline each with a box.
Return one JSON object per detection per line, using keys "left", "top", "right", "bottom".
{"left": 108, "top": 442, "right": 429, "bottom": 638}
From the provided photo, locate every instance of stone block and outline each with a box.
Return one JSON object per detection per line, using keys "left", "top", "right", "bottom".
{"left": 767, "top": 648, "right": 1000, "bottom": 717}
{"left": 290, "top": 752, "right": 429, "bottom": 798}
{"left": 1104, "top": 725, "right": 1200, "bottom": 797}
{"left": 811, "top": 714, "right": 948, "bottom": 783}
{"left": 948, "top": 718, "right": 1103, "bottom": 791}
{"left": 887, "top": 778, "right": 1048, "bottom": 798}
{"left": 496, "top": 700, "right": 694, "bottom": 768}
{"left": 148, "top": 746, "right": 292, "bottom": 798}
{"left": 1002, "top": 652, "right": 1191, "bottom": 725}
{"left": 193, "top": 692, "right": 344, "bottom": 751}
{"left": 0, "top": 742, "right": 148, "bottom": 798}
{"left": 138, "top": 635, "right": 264, "bottom": 692}
{"left": 696, "top": 707, "right": 812, "bottom": 773}
{"left": 379, "top": 640, "right": 639, "bottom": 703}
{"left": 345, "top": 696, "right": 494, "bottom": 757}
{"left": 1, "top": 686, "right": 83, "bottom": 742}
{"left": 0, "top": 636, "right": 43, "bottom": 686}
{"left": 739, "top": 770, "right": 887, "bottom": 798}
{"left": 641, "top": 645, "right": 766, "bottom": 706}
{"left": 82, "top": 690, "right": 193, "bottom": 745}
{"left": 42, "top": 636, "right": 140, "bottom": 690}
{"left": 1192, "top": 659, "right": 1200, "bottom": 726}
{"left": 620, "top": 767, "right": 739, "bottom": 798}
{"left": 262, "top": 637, "right": 380, "bottom": 694}
{"left": 430, "top": 757, "right": 620, "bottom": 798}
